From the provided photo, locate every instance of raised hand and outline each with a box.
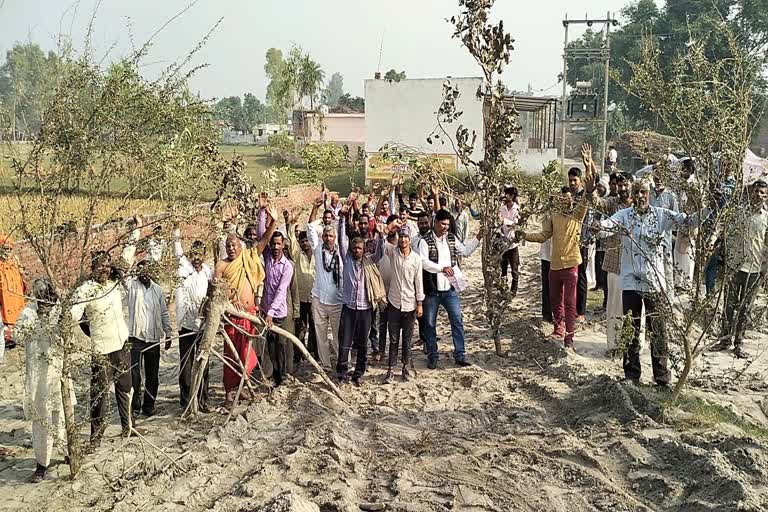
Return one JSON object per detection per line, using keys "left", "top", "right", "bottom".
{"left": 313, "top": 197, "right": 324, "bottom": 208}
{"left": 580, "top": 143, "right": 593, "bottom": 167}
{"left": 259, "top": 192, "right": 269, "bottom": 209}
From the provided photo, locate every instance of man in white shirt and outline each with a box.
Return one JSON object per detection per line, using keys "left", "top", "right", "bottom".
{"left": 499, "top": 186, "right": 521, "bottom": 296}
{"left": 173, "top": 231, "right": 213, "bottom": 412}
{"left": 716, "top": 180, "right": 768, "bottom": 358}
{"left": 125, "top": 259, "right": 172, "bottom": 417}
{"left": 306, "top": 220, "right": 344, "bottom": 370}
{"left": 418, "top": 209, "right": 482, "bottom": 368}
{"left": 384, "top": 225, "right": 424, "bottom": 382}
{"left": 71, "top": 250, "right": 133, "bottom": 449}
{"left": 596, "top": 179, "right": 687, "bottom": 386}
{"left": 608, "top": 146, "right": 618, "bottom": 170}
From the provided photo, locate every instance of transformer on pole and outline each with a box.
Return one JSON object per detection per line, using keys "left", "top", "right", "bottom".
{"left": 559, "top": 12, "right": 619, "bottom": 174}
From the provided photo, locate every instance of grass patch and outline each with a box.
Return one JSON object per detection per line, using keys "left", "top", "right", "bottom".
{"left": 642, "top": 387, "right": 768, "bottom": 440}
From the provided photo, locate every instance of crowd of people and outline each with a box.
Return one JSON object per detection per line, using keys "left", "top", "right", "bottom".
{"left": 2, "top": 144, "right": 766, "bottom": 484}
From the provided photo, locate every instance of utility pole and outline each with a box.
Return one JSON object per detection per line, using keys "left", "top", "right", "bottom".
{"left": 559, "top": 14, "right": 618, "bottom": 174}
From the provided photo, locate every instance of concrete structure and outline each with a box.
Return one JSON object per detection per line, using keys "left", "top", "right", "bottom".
{"left": 293, "top": 111, "right": 365, "bottom": 157}
{"left": 364, "top": 77, "right": 484, "bottom": 181}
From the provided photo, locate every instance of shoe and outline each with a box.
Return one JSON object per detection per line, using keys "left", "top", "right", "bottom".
{"left": 337, "top": 374, "right": 350, "bottom": 385}
{"left": 455, "top": 358, "right": 472, "bottom": 367}
{"left": 29, "top": 464, "right": 47, "bottom": 483}
{"left": 654, "top": 381, "right": 670, "bottom": 389}
{"left": 142, "top": 407, "right": 155, "bottom": 418}
{"left": 427, "top": 359, "right": 438, "bottom": 370}
{"left": 734, "top": 346, "right": 749, "bottom": 359}
{"left": 711, "top": 339, "right": 731, "bottom": 351}
{"left": 351, "top": 375, "right": 362, "bottom": 387}
{"left": 384, "top": 369, "right": 395, "bottom": 384}
{"left": 564, "top": 345, "right": 577, "bottom": 355}
{"left": 623, "top": 378, "right": 640, "bottom": 387}
{"left": 401, "top": 366, "right": 410, "bottom": 382}
{"left": 199, "top": 403, "right": 211, "bottom": 414}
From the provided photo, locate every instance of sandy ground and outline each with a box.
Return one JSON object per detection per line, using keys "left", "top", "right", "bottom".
{"left": 0, "top": 243, "right": 767, "bottom": 512}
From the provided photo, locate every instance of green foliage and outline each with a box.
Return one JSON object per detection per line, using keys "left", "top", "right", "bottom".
{"left": 265, "top": 45, "right": 326, "bottom": 115}
{"left": 567, "top": 0, "right": 768, "bottom": 131}
{"left": 266, "top": 131, "right": 293, "bottom": 160}
{"left": 298, "top": 141, "right": 347, "bottom": 181}
{"left": 384, "top": 69, "right": 407, "bottom": 82}
{"left": 0, "top": 43, "right": 63, "bottom": 139}
{"left": 337, "top": 93, "right": 365, "bottom": 113}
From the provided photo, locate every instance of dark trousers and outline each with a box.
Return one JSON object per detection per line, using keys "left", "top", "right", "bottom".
{"left": 622, "top": 290, "right": 671, "bottom": 384}
{"left": 577, "top": 246, "right": 589, "bottom": 316}
{"left": 721, "top": 271, "right": 763, "bottom": 347}
{"left": 91, "top": 344, "right": 133, "bottom": 440}
{"left": 501, "top": 247, "right": 520, "bottom": 295}
{"left": 387, "top": 305, "right": 416, "bottom": 368}
{"left": 541, "top": 259, "right": 552, "bottom": 322}
{"left": 337, "top": 306, "right": 372, "bottom": 379}
{"left": 297, "top": 301, "right": 318, "bottom": 360}
{"left": 267, "top": 317, "right": 289, "bottom": 385}
{"left": 129, "top": 337, "right": 160, "bottom": 413}
{"left": 178, "top": 328, "right": 209, "bottom": 409}
{"left": 369, "top": 304, "right": 389, "bottom": 354}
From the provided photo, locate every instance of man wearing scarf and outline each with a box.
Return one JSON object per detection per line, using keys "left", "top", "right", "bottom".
{"left": 214, "top": 207, "right": 278, "bottom": 406}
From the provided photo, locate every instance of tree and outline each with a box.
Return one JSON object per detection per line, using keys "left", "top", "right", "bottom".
{"left": 618, "top": 18, "right": 762, "bottom": 402}
{"left": 298, "top": 55, "right": 325, "bottom": 110}
{"left": 337, "top": 93, "right": 365, "bottom": 112}
{"left": 433, "top": 0, "right": 521, "bottom": 354}
{"left": 214, "top": 96, "right": 245, "bottom": 131}
{"left": 322, "top": 72, "right": 344, "bottom": 106}
{"left": 384, "top": 69, "right": 407, "bottom": 82}
{"left": 2, "top": 45, "right": 223, "bottom": 476}
{"left": 242, "top": 93, "right": 267, "bottom": 130}
{"left": 0, "top": 43, "right": 62, "bottom": 140}
{"left": 265, "top": 47, "right": 293, "bottom": 123}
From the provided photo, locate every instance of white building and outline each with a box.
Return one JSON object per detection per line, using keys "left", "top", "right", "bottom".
{"left": 364, "top": 77, "right": 485, "bottom": 181}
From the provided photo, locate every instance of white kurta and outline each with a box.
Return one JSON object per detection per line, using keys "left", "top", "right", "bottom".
{"left": 15, "top": 304, "right": 72, "bottom": 466}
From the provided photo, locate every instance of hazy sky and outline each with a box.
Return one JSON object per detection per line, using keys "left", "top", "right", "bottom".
{"left": 0, "top": 0, "right": 632, "bottom": 102}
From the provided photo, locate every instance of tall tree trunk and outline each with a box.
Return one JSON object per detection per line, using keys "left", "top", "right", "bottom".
{"left": 60, "top": 356, "right": 80, "bottom": 477}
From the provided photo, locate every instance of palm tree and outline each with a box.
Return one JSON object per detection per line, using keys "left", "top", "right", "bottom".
{"left": 298, "top": 56, "right": 325, "bottom": 110}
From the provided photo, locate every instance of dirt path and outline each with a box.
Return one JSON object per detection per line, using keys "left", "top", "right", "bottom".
{"left": 0, "top": 245, "right": 767, "bottom": 511}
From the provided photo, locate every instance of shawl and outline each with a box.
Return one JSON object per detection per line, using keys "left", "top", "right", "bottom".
{"left": 222, "top": 248, "right": 266, "bottom": 305}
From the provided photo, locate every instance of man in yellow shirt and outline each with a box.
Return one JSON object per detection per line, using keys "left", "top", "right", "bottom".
{"left": 518, "top": 144, "right": 596, "bottom": 350}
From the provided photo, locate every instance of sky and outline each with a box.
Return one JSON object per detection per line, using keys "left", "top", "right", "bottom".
{"left": 0, "top": 0, "right": 633, "bottom": 103}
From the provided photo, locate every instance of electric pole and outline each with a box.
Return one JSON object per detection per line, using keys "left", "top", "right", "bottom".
{"left": 559, "top": 14, "right": 618, "bottom": 174}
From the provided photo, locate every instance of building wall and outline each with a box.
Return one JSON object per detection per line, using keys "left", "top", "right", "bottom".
{"left": 307, "top": 114, "right": 365, "bottom": 144}
{"left": 364, "top": 77, "right": 485, "bottom": 177}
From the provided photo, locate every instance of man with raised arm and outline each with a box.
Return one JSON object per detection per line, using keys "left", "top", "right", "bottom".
{"left": 517, "top": 144, "right": 596, "bottom": 351}
{"left": 173, "top": 227, "right": 213, "bottom": 412}
{"left": 214, "top": 202, "right": 278, "bottom": 406}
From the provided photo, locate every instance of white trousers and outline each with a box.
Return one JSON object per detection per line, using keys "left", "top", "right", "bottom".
{"left": 311, "top": 297, "right": 342, "bottom": 369}
{"left": 587, "top": 244, "right": 597, "bottom": 289}
{"left": 32, "top": 410, "right": 64, "bottom": 467}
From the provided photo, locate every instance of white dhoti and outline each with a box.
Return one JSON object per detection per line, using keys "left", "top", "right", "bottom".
{"left": 587, "top": 244, "right": 597, "bottom": 289}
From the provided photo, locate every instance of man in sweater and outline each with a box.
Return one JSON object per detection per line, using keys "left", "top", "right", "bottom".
{"left": 336, "top": 209, "right": 385, "bottom": 385}
{"left": 418, "top": 209, "right": 482, "bottom": 368}
{"left": 519, "top": 144, "right": 596, "bottom": 350}
{"left": 715, "top": 180, "right": 768, "bottom": 358}
{"left": 592, "top": 171, "right": 634, "bottom": 355}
